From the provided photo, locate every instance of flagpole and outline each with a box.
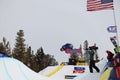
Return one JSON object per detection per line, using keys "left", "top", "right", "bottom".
{"left": 112, "top": 8, "right": 119, "bottom": 45}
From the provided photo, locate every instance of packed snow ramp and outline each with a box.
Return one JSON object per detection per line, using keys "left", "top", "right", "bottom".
{"left": 0, "top": 57, "right": 55, "bottom": 80}
{"left": 45, "top": 64, "right": 65, "bottom": 77}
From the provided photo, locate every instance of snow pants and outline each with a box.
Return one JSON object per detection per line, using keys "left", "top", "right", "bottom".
{"left": 89, "top": 60, "right": 100, "bottom": 73}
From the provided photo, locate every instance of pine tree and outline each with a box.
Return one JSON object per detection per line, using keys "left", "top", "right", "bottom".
{"left": 12, "top": 30, "right": 26, "bottom": 62}
{"left": 10, "top": 29, "right": 59, "bottom": 72}
{"left": 30, "top": 51, "right": 40, "bottom": 72}
{"left": 36, "top": 47, "right": 44, "bottom": 64}
{"left": 24, "top": 46, "right": 32, "bottom": 67}
{"left": 35, "top": 47, "right": 45, "bottom": 71}
{"left": 46, "top": 55, "right": 58, "bottom": 66}
{"left": 0, "top": 37, "right": 11, "bottom": 56}
{"left": 36, "top": 47, "right": 58, "bottom": 71}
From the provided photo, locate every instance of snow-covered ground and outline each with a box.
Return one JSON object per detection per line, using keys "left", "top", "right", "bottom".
{"left": 0, "top": 57, "right": 55, "bottom": 80}
{"left": 39, "top": 58, "right": 107, "bottom": 80}
{"left": 0, "top": 57, "right": 107, "bottom": 80}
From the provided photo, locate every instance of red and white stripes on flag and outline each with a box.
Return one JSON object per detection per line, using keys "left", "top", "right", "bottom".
{"left": 87, "top": 0, "right": 114, "bottom": 11}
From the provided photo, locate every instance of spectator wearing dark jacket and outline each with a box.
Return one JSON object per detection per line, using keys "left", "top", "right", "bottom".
{"left": 88, "top": 46, "right": 100, "bottom": 73}
{"left": 106, "top": 50, "right": 114, "bottom": 62}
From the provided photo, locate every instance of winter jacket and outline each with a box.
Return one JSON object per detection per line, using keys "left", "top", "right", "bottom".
{"left": 114, "top": 45, "right": 120, "bottom": 54}
{"left": 88, "top": 49, "right": 98, "bottom": 61}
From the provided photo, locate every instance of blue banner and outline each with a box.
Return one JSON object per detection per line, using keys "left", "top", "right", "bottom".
{"left": 107, "top": 26, "right": 117, "bottom": 33}
{"left": 0, "top": 53, "right": 8, "bottom": 57}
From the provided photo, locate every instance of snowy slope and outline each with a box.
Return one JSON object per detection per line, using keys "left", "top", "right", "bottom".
{"left": 39, "top": 65, "right": 101, "bottom": 80}
{"left": 39, "top": 58, "right": 107, "bottom": 80}
{"left": 0, "top": 57, "right": 107, "bottom": 80}
{"left": 0, "top": 57, "right": 55, "bottom": 80}
{"left": 74, "top": 73, "right": 101, "bottom": 80}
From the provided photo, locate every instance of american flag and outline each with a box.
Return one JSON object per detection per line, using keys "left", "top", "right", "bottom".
{"left": 87, "top": 0, "right": 114, "bottom": 11}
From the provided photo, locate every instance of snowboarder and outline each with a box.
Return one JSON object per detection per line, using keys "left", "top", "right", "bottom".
{"left": 88, "top": 46, "right": 100, "bottom": 73}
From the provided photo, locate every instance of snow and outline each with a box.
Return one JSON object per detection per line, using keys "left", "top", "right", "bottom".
{"left": 74, "top": 73, "right": 100, "bottom": 80}
{"left": 0, "top": 57, "right": 107, "bottom": 80}
{"left": 0, "top": 57, "right": 55, "bottom": 80}
{"left": 39, "top": 58, "right": 107, "bottom": 80}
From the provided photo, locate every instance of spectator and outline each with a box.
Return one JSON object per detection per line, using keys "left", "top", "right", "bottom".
{"left": 88, "top": 46, "right": 100, "bottom": 73}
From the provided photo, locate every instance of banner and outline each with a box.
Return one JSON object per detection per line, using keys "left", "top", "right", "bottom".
{"left": 107, "top": 26, "right": 117, "bottom": 33}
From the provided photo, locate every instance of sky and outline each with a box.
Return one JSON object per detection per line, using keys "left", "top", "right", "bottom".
{"left": 0, "top": 0, "right": 120, "bottom": 64}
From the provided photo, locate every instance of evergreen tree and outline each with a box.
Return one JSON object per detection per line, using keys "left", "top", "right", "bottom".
{"left": 24, "top": 46, "right": 32, "bottom": 67}
{"left": 12, "top": 30, "right": 26, "bottom": 62}
{"left": 0, "top": 29, "right": 59, "bottom": 73}
{"left": 45, "top": 55, "right": 58, "bottom": 66}
{"left": 36, "top": 47, "right": 58, "bottom": 71}
{"left": 30, "top": 51, "right": 39, "bottom": 72}
{"left": 36, "top": 47, "right": 44, "bottom": 64}
{"left": 35, "top": 47, "right": 45, "bottom": 71}
{"left": 0, "top": 37, "right": 11, "bottom": 56}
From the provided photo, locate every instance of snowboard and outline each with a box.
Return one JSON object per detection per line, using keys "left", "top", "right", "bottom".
{"left": 110, "top": 37, "right": 117, "bottom": 46}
